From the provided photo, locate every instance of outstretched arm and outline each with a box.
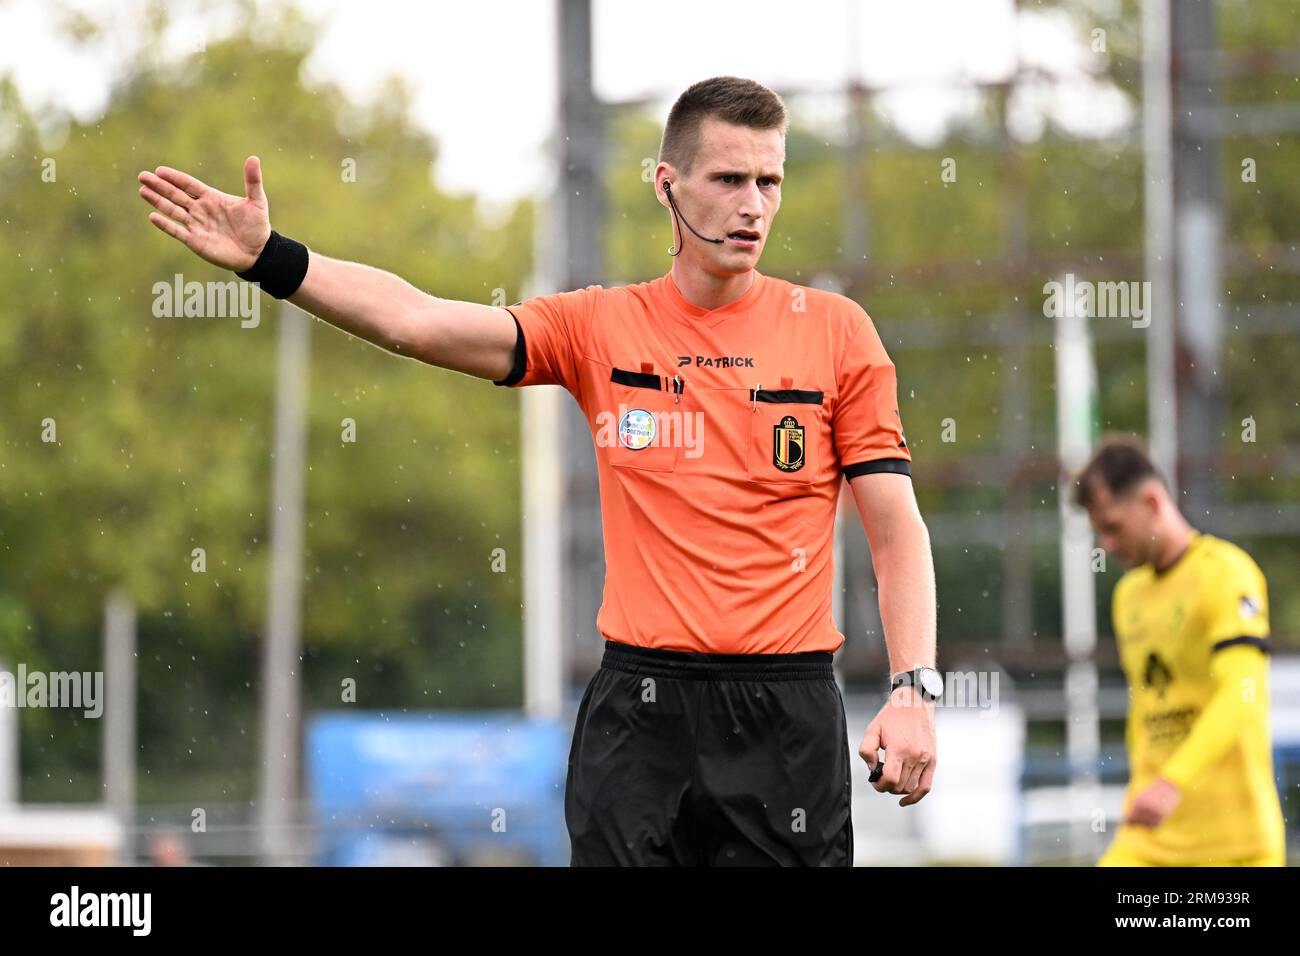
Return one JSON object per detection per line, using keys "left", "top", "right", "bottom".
{"left": 137, "top": 155, "right": 517, "bottom": 381}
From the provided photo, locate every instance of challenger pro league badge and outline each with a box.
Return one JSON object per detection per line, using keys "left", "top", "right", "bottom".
{"left": 618, "top": 408, "right": 657, "bottom": 450}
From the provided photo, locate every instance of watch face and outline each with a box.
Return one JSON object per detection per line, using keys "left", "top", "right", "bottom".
{"left": 919, "top": 669, "right": 944, "bottom": 700}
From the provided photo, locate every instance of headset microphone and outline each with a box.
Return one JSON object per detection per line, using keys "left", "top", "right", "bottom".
{"left": 662, "top": 180, "right": 725, "bottom": 256}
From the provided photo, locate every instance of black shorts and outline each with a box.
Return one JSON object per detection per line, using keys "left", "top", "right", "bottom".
{"left": 565, "top": 639, "right": 853, "bottom": 866}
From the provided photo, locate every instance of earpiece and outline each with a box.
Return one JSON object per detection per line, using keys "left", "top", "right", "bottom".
{"left": 660, "top": 178, "right": 724, "bottom": 253}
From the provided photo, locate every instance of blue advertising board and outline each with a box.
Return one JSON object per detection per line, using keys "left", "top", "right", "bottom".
{"left": 307, "top": 711, "right": 570, "bottom": 866}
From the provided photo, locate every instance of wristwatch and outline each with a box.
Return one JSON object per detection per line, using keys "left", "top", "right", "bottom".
{"left": 890, "top": 667, "right": 943, "bottom": 703}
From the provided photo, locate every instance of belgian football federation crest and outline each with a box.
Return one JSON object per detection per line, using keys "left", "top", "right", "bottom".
{"left": 773, "top": 415, "right": 805, "bottom": 472}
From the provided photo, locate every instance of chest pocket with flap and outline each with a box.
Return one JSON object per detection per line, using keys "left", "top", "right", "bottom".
{"left": 604, "top": 362, "right": 684, "bottom": 473}
{"left": 746, "top": 376, "right": 824, "bottom": 484}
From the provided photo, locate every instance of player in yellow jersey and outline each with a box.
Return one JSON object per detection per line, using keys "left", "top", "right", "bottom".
{"left": 1072, "top": 436, "right": 1286, "bottom": 866}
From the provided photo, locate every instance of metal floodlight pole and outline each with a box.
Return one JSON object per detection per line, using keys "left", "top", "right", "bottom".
{"left": 1054, "top": 276, "right": 1101, "bottom": 863}
{"left": 1143, "top": 0, "right": 1178, "bottom": 494}
{"left": 257, "top": 300, "right": 310, "bottom": 865}
{"left": 0, "top": 657, "right": 16, "bottom": 806}
{"left": 102, "top": 587, "right": 137, "bottom": 860}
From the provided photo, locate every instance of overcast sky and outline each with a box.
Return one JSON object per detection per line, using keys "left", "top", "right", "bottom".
{"left": 0, "top": 0, "right": 1127, "bottom": 208}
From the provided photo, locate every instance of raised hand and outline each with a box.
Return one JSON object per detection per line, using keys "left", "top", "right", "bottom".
{"left": 137, "top": 156, "right": 272, "bottom": 272}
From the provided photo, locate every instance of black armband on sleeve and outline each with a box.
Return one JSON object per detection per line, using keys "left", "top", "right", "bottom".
{"left": 1211, "top": 635, "right": 1271, "bottom": 654}
{"left": 843, "top": 458, "right": 912, "bottom": 480}
{"left": 493, "top": 308, "right": 527, "bottom": 387}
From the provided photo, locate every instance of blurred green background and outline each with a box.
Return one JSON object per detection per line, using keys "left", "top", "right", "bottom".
{"left": 1, "top": 0, "right": 1297, "bottom": 813}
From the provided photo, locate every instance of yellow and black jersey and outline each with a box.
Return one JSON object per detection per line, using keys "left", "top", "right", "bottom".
{"left": 1103, "top": 531, "right": 1285, "bottom": 865}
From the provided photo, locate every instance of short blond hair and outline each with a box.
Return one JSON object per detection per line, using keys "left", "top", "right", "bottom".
{"left": 658, "top": 76, "right": 788, "bottom": 177}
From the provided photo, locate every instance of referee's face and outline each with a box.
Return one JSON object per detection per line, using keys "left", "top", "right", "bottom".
{"left": 659, "top": 117, "right": 784, "bottom": 274}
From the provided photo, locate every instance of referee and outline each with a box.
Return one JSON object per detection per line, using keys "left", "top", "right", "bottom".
{"left": 137, "top": 75, "right": 940, "bottom": 867}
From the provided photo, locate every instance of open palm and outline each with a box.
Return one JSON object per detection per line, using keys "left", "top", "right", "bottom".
{"left": 137, "top": 156, "right": 272, "bottom": 272}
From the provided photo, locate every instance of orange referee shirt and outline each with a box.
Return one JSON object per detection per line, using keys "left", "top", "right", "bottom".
{"left": 494, "top": 269, "right": 911, "bottom": 654}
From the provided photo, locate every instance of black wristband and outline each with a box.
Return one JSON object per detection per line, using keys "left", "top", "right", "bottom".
{"left": 236, "top": 230, "right": 309, "bottom": 299}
